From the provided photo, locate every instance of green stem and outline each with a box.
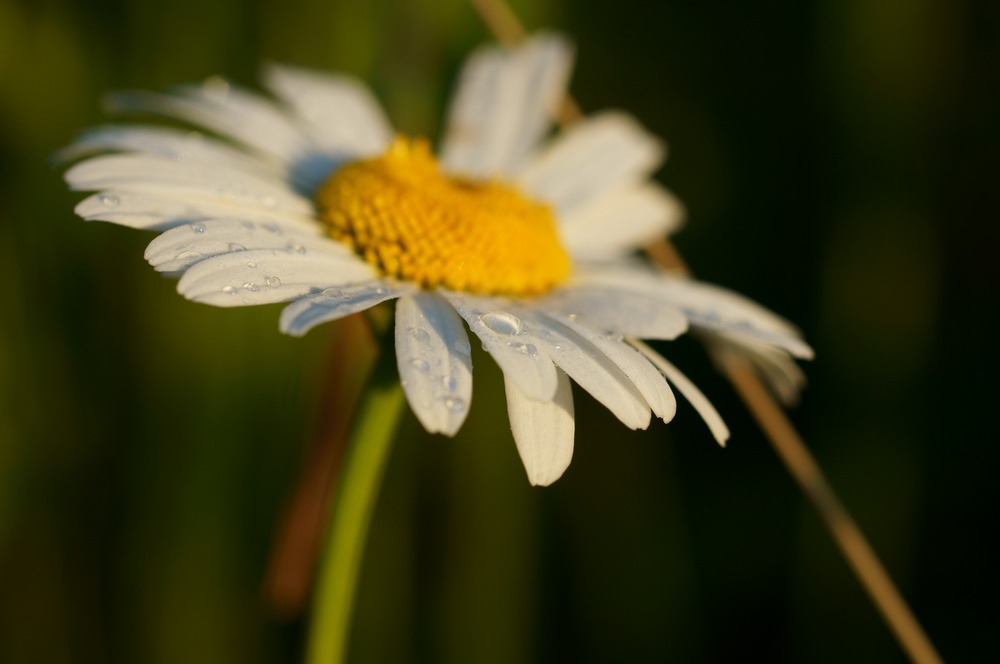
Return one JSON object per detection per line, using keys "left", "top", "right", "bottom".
{"left": 305, "top": 344, "right": 406, "bottom": 664}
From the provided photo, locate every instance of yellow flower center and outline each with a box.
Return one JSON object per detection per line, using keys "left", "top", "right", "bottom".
{"left": 314, "top": 136, "right": 571, "bottom": 296}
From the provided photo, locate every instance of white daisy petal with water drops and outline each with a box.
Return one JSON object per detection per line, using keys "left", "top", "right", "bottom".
{"left": 63, "top": 33, "right": 811, "bottom": 485}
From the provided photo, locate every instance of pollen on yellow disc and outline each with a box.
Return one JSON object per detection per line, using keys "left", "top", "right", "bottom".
{"left": 314, "top": 136, "right": 571, "bottom": 296}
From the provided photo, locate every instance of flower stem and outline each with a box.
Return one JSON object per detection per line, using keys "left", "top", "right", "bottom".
{"left": 304, "top": 342, "right": 405, "bottom": 664}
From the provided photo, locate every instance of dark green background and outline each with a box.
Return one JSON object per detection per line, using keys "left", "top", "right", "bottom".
{"left": 1, "top": 0, "right": 997, "bottom": 661}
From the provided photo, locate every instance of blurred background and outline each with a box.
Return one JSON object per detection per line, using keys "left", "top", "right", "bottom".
{"left": 1, "top": 0, "right": 997, "bottom": 661}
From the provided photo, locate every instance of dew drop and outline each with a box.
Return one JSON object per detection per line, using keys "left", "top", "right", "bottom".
{"left": 263, "top": 222, "right": 282, "bottom": 235}
{"left": 408, "top": 327, "right": 430, "bottom": 344}
{"left": 321, "top": 287, "right": 344, "bottom": 300}
{"left": 453, "top": 340, "right": 472, "bottom": 355}
{"left": 566, "top": 313, "right": 579, "bottom": 322}
{"left": 441, "top": 396, "right": 467, "bottom": 414}
{"left": 222, "top": 285, "right": 238, "bottom": 295}
{"left": 480, "top": 311, "right": 522, "bottom": 336}
{"left": 98, "top": 193, "right": 120, "bottom": 208}
{"left": 202, "top": 76, "right": 231, "bottom": 102}
{"left": 441, "top": 375, "right": 458, "bottom": 391}
{"left": 190, "top": 223, "right": 206, "bottom": 234}
{"left": 286, "top": 241, "right": 307, "bottom": 254}
{"left": 409, "top": 358, "right": 430, "bottom": 373}
{"left": 265, "top": 275, "right": 282, "bottom": 288}
{"left": 227, "top": 243, "right": 246, "bottom": 252}
{"left": 242, "top": 282, "right": 259, "bottom": 293}
{"left": 246, "top": 261, "right": 257, "bottom": 268}
{"left": 507, "top": 341, "right": 539, "bottom": 358}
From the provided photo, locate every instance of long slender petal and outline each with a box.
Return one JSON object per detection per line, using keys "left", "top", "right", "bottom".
{"left": 631, "top": 339, "right": 730, "bottom": 445}
{"left": 548, "top": 313, "right": 677, "bottom": 423}
{"left": 74, "top": 189, "right": 320, "bottom": 232}
{"left": 578, "top": 267, "right": 814, "bottom": 359}
{"left": 514, "top": 307, "right": 651, "bottom": 430}
{"left": 145, "top": 218, "right": 345, "bottom": 273}
{"left": 65, "top": 154, "right": 313, "bottom": 215}
{"left": 517, "top": 111, "right": 664, "bottom": 215}
{"left": 58, "top": 125, "right": 281, "bottom": 178}
{"left": 263, "top": 63, "right": 392, "bottom": 157}
{"left": 280, "top": 280, "right": 414, "bottom": 337}
{"left": 395, "top": 292, "right": 474, "bottom": 436}
{"left": 440, "top": 291, "right": 558, "bottom": 402}
{"left": 440, "top": 34, "right": 573, "bottom": 178}
{"left": 106, "top": 82, "right": 308, "bottom": 165}
{"left": 505, "top": 369, "right": 575, "bottom": 486}
{"left": 559, "top": 182, "right": 684, "bottom": 257}
{"left": 177, "top": 248, "right": 376, "bottom": 306}
{"left": 543, "top": 284, "right": 688, "bottom": 341}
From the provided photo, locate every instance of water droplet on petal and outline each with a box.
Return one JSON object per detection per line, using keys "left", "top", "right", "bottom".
{"left": 222, "top": 285, "right": 238, "bottom": 295}
{"left": 408, "top": 327, "right": 430, "bottom": 344}
{"left": 321, "top": 287, "right": 344, "bottom": 300}
{"left": 410, "top": 358, "right": 430, "bottom": 373}
{"left": 453, "top": 340, "right": 472, "bottom": 355}
{"left": 246, "top": 261, "right": 257, "bottom": 268}
{"left": 190, "top": 223, "right": 206, "bottom": 234}
{"left": 265, "top": 275, "right": 281, "bottom": 288}
{"left": 441, "top": 375, "right": 458, "bottom": 391}
{"left": 263, "top": 222, "right": 282, "bottom": 235}
{"left": 286, "top": 241, "right": 307, "bottom": 254}
{"left": 99, "top": 193, "right": 120, "bottom": 208}
{"left": 507, "top": 341, "right": 539, "bottom": 358}
{"left": 566, "top": 313, "right": 579, "bottom": 322}
{"left": 440, "top": 396, "right": 467, "bottom": 414}
{"left": 480, "top": 311, "right": 522, "bottom": 336}
{"left": 202, "top": 76, "right": 230, "bottom": 102}
{"left": 243, "top": 282, "right": 259, "bottom": 293}
{"left": 228, "top": 243, "right": 246, "bottom": 252}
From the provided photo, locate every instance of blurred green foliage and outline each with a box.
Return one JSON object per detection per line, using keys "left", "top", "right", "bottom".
{"left": 1, "top": 0, "right": 998, "bottom": 662}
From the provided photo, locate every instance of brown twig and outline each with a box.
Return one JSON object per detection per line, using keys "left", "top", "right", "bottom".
{"left": 468, "top": 1, "right": 943, "bottom": 662}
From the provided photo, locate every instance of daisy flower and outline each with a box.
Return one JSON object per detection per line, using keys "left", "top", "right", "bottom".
{"left": 63, "top": 35, "right": 811, "bottom": 485}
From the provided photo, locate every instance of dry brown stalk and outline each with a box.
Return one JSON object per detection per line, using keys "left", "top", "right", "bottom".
{"left": 469, "top": 1, "right": 943, "bottom": 662}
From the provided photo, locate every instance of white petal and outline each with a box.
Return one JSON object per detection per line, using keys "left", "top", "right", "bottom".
{"left": 106, "top": 82, "right": 308, "bottom": 165}
{"left": 263, "top": 63, "right": 392, "bottom": 157}
{"left": 630, "top": 339, "right": 730, "bottom": 446}
{"left": 74, "top": 189, "right": 320, "bottom": 232}
{"left": 440, "top": 34, "right": 573, "bottom": 178}
{"left": 505, "top": 369, "right": 575, "bottom": 486}
{"left": 714, "top": 333, "right": 807, "bottom": 406}
{"left": 515, "top": 307, "right": 650, "bottom": 430}
{"left": 395, "top": 293, "right": 474, "bottom": 436}
{"left": 560, "top": 183, "right": 685, "bottom": 257}
{"left": 177, "top": 247, "right": 376, "bottom": 307}
{"left": 280, "top": 280, "right": 414, "bottom": 337}
{"left": 65, "top": 154, "right": 313, "bottom": 215}
{"left": 59, "top": 125, "right": 280, "bottom": 178}
{"left": 544, "top": 284, "right": 688, "bottom": 341}
{"left": 550, "top": 314, "right": 677, "bottom": 423}
{"left": 517, "top": 111, "right": 664, "bottom": 215}
{"left": 144, "top": 218, "right": 341, "bottom": 273}
{"left": 578, "top": 267, "right": 814, "bottom": 359}
{"left": 440, "top": 291, "right": 559, "bottom": 402}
